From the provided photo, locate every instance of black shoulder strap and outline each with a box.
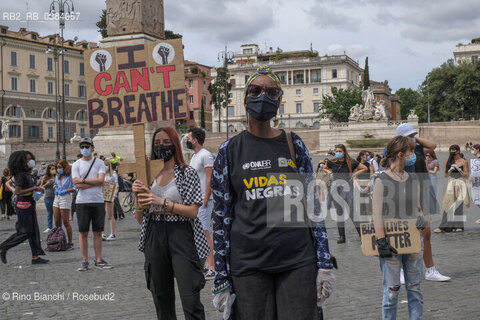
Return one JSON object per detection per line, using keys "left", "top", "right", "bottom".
{"left": 83, "top": 157, "right": 97, "bottom": 180}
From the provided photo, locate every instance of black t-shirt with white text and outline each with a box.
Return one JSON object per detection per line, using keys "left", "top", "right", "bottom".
{"left": 227, "top": 130, "right": 315, "bottom": 276}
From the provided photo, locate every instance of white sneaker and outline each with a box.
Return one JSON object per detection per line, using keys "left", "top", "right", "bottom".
{"left": 43, "top": 228, "right": 51, "bottom": 233}
{"left": 106, "top": 234, "right": 116, "bottom": 241}
{"left": 400, "top": 270, "right": 405, "bottom": 285}
{"left": 102, "top": 233, "right": 107, "bottom": 241}
{"left": 425, "top": 267, "right": 451, "bottom": 282}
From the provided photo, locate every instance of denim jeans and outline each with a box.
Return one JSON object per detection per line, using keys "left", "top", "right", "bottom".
{"left": 44, "top": 197, "right": 54, "bottom": 229}
{"left": 379, "top": 251, "right": 423, "bottom": 320}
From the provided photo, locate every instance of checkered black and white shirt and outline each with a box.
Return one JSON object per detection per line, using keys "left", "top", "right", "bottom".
{"left": 138, "top": 164, "right": 210, "bottom": 258}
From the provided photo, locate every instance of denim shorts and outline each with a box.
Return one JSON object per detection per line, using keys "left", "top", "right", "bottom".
{"left": 197, "top": 200, "right": 213, "bottom": 231}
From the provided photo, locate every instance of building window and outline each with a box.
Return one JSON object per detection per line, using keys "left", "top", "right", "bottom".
{"left": 332, "top": 69, "right": 337, "bottom": 79}
{"left": 48, "top": 126, "right": 54, "bottom": 139}
{"left": 313, "top": 88, "right": 319, "bottom": 94}
{"left": 9, "top": 125, "right": 21, "bottom": 138}
{"left": 203, "top": 81, "right": 207, "bottom": 90}
{"left": 472, "top": 56, "right": 478, "bottom": 63}
{"left": 296, "top": 103, "right": 302, "bottom": 113}
{"left": 78, "top": 110, "right": 88, "bottom": 121}
{"left": 312, "top": 69, "right": 321, "bottom": 83}
{"left": 47, "top": 108, "right": 57, "bottom": 119}
{"left": 1, "top": 28, "right": 7, "bottom": 34}
{"left": 227, "top": 106, "right": 235, "bottom": 117}
{"left": 47, "top": 57, "right": 53, "bottom": 72}
{"left": 296, "top": 121, "right": 304, "bottom": 128}
{"left": 10, "top": 77, "right": 18, "bottom": 91}
{"left": 314, "top": 102, "right": 320, "bottom": 113}
{"left": 29, "top": 79, "right": 36, "bottom": 93}
{"left": 244, "top": 75, "right": 250, "bottom": 84}
{"left": 80, "top": 127, "right": 86, "bottom": 138}
{"left": 28, "top": 125, "right": 40, "bottom": 138}
{"left": 189, "top": 95, "right": 194, "bottom": 104}
{"left": 64, "top": 126, "right": 70, "bottom": 140}
{"left": 278, "top": 73, "right": 287, "bottom": 85}
{"left": 10, "top": 51, "right": 17, "bottom": 66}
{"left": 64, "top": 60, "right": 70, "bottom": 74}
{"left": 79, "top": 62, "right": 85, "bottom": 76}
{"left": 296, "top": 89, "right": 302, "bottom": 96}
{"left": 29, "top": 54, "right": 35, "bottom": 69}
{"left": 188, "top": 80, "right": 193, "bottom": 88}
{"left": 243, "top": 48, "right": 253, "bottom": 55}
{"left": 294, "top": 73, "right": 304, "bottom": 84}
{"left": 279, "top": 104, "right": 284, "bottom": 114}
{"left": 47, "top": 81, "right": 54, "bottom": 95}
{"left": 64, "top": 83, "right": 70, "bottom": 96}
{"left": 189, "top": 111, "right": 194, "bottom": 120}
{"left": 78, "top": 85, "right": 86, "bottom": 98}
{"left": 228, "top": 93, "right": 233, "bottom": 99}
{"left": 8, "top": 106, "right": 22, "bottom": 117}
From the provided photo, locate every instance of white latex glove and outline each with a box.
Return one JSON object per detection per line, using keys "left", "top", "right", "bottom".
{"left": 213, "top": 290, "right": 236, "bottom": 320}
{"left": 316, "top": 268, "right": 336, "bottom": 306}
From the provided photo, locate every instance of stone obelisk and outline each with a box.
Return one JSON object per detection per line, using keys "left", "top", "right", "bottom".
{"left": 92, "top": 0, "right": 172, "bottom": 161}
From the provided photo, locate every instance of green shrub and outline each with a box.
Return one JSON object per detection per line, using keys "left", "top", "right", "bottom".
{"left": 346, "top": 139, "right": 390, "bottom": 148}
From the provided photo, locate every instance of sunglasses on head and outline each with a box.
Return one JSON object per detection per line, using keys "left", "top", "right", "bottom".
{"left": 247, "top": 85, "right": 283, "bottom": 100}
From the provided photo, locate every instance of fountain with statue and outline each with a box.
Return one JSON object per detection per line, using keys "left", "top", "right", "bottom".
{"left": 317, "top": 87, "right": 418, "bottom": 151}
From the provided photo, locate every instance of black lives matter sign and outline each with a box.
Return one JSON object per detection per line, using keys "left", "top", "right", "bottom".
{"left": 84, "top": 39, "right": 186, "bottom": 129}
{"left": 360, "top": 219, "right": 421, "bottom": 256}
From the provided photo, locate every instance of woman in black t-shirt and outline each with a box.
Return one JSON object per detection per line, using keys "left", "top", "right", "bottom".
{"left": 323, "top": 144, "right": 367, "bottom": 244}
{"left": 0, "top": 151, "right": 48, "bottom": 265}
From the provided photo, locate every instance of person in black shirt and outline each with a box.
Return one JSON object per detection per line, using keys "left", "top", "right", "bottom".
{"left": 323, "top": 144, "right": 367, "bottom": 244}
{"left": 0, "top": 151, "right": 49, "bottom": 265}
{"left": 211, "top": 66, "right": 335, "bottom": 320}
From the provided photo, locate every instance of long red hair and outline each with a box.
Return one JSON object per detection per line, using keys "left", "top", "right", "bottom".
{"left": 150, "top": 126, "right": 186, "bottom": 166}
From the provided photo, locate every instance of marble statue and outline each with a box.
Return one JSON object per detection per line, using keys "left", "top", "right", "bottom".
{"left": 1, "top": 120, "right": 9, "bottom": 139}
{"left": 349, "top": 104, "right": 363, "bottom": 122}
{"left": 70, "top": 132, "right": 82, "bottom": 144}
{"left": 373, "top": 99, "right": 387, "bottom": 120}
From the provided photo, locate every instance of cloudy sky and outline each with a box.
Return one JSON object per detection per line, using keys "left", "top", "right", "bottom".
{"left": 2, "top": 0, "right": 480, "bottom": 91}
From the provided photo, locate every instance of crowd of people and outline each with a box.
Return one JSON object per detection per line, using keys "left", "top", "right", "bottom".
{"left": 1, "top": 66, "right": 479, "bottom": 320}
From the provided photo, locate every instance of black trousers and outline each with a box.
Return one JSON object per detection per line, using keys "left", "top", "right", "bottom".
{"left": 144, "top": 220, "right": 205, "bottom": 320}
{"left": 0, "top": 200, "right": 45, "bottom": 257}
{"left": 232, "top": 263, "right": 318, "bottom": 320}
{"left": 331, "top": 183, "right": 360, "bottom": 238}
{"left": 0, "top": 192, "right": 15, "bottom": 216}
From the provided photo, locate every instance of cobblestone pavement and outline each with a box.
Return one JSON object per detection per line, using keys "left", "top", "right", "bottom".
{"left": 0, "top": 152, "right": 479, "bottom": 319}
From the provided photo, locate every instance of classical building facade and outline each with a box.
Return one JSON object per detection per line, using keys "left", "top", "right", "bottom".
{"left": 184, "top": 60, "right": 213, "bottom": 131}
{"left": 0, "top": 26, "right": 93, "bottom": 146}
{"left": 454, "top": 37, "right": 480, "bottom": 64}
{"left": 212, "top": 44, "right": 363, "bottom": 132}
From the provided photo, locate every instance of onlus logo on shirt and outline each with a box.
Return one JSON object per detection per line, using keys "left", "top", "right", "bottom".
{"left": 242, "top": 160, "right": 272, "bottom": 171}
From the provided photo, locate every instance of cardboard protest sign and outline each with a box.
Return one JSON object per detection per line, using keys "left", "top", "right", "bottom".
{"left": 84, "top": 39, "right": 187, "bottom": 129}
{"left": 470, "top": 158, "right": 480, "bottom": 207}
{"left": 360, "top": 219, "right": 421, "bottom": 256}
{"left": 103, "top": 181, "right": 118, "bottom": 203}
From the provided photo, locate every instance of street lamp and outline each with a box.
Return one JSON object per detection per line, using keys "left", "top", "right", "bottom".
{"left": 218, "top": 45, "right": 234, "bottom": 139}
{"left": 46, "top": 43, "right": 62, "bottom": 161}
{"left": 49, "top": 0, "right": 75, "bottom": 159}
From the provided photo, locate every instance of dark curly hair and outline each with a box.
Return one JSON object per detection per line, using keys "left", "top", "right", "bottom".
{"left": 8, "top": 150, "right": 35, "bottom": 176}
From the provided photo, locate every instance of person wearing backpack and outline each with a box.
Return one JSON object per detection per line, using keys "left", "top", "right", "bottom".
{"left": 53, "top": 159, "right": 75, "bottom": 249}
{"left": 0, "top": 151, "right": 49, "bottom": 265}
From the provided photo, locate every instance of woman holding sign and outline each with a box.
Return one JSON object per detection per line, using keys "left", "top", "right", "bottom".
{"left": 372, "top": 136, "right": 427, "bottom": 320}
{"left": 132, "top": 126, "right": 207, "bottom": 320}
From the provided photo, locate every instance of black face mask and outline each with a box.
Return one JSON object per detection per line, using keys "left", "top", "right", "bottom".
{"left": 186, "top": 141, "right": 194, "bottom": 150}
{"left": 245, "top": 94, "right": 279, "bottom": 122}
{"left": 450, "top": 152, "right": 457, "bottom": 157}
{"left": 154, "top": 145, "right": 176, "bottom": 162}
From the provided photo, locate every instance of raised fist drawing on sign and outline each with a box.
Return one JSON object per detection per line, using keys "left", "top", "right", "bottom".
{"left": 95, "top": 53, "right": 107, "bottom": 72}
{"left": 157, "top": 46, "right": 170, "bottom": 65}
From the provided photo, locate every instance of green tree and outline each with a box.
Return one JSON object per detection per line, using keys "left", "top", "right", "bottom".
{"left": 363, "top": 57, "right": 370, "bottom": 90}
{"left": 208, "top": 67, "right": 232, "bottom": 132}
{"left": 96, "top": 10, "right": 107, "bottom": 38}
{"left": 321, "top": 87, "right": 363, "bottom": 122}
{"left": 200, "top": 96, "right": 206, "bottom": 129}
{"left": 164, "top": 30, "right": 183, "bottom": 39}
{"left": 395, "top": 88, "right": 421, "bottom": 120}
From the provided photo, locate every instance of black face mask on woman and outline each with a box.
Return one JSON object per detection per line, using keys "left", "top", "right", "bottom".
{"left": 245, "top": 94, "right": 279, "bottom": 122}
{"left": 154, "top": 145, "right": 176, "bottom": 161}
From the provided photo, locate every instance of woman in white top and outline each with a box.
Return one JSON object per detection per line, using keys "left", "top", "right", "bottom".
{"left": 103, "top": 160, "right": 118, "bottom": 241}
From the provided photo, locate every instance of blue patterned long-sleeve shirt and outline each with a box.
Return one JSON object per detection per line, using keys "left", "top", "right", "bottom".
{"left": 211, "top": 131, "right": 333, "bottom": 288}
